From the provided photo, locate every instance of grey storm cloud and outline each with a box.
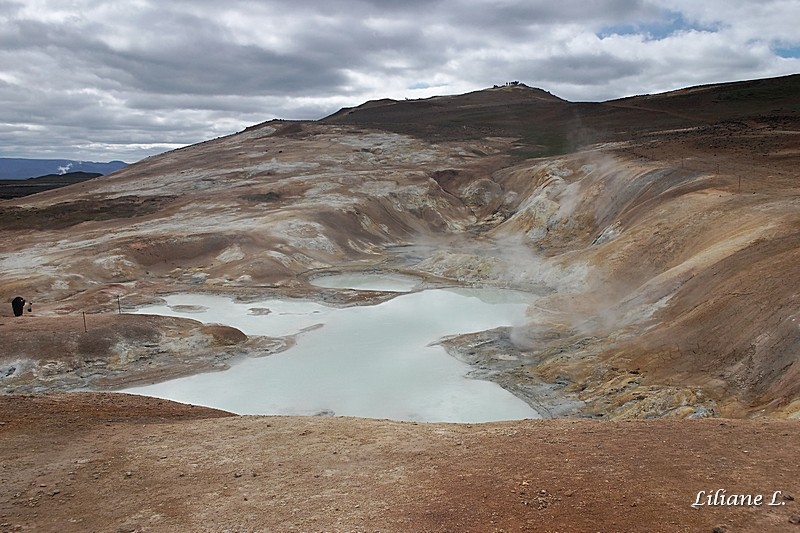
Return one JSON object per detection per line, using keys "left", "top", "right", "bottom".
{"left": 0, "top": 0, "right": 798, "bottom": 161}
{"left": 533, "top": 54, "right": 645, "bottom": 86}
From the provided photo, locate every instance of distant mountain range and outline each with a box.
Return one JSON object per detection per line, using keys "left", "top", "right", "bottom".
{"left": 0, "top": 158, "right": 127, "bottom": 180}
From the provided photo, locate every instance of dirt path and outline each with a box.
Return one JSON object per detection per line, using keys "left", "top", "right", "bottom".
{"left": 1, "top": 394, "right": 797, "bottom": 532}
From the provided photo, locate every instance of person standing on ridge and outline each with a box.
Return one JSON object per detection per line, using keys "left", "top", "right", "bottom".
{"left": 11, "top": 296, "right": 25, "bottom": 317}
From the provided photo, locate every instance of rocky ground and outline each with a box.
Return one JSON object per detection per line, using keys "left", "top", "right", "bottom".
{"left": 1, "top": 394, "right": 798, "bottom": 532}
{"left": 0, "top": 313, "right": 286, "bottom": 393}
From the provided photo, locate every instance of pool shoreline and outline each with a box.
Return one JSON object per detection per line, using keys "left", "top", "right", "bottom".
{"left": 121, "top": 285, "right": 548, "bottom": 423}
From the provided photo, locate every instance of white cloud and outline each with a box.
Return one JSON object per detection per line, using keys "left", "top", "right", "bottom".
{"left": 0, "top": 0, "right": 797, "bottom": 161}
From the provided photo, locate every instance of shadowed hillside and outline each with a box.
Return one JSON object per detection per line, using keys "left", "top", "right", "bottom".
{"left": 323, "top": 74, "right": 800, "bottom": 158}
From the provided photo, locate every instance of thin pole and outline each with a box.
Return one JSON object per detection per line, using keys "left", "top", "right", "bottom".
{"left": 117, "top": 295, "right": 121, "bottom": 315}
{"left": 83, "top": 312, "right": 87, "bottom": 333}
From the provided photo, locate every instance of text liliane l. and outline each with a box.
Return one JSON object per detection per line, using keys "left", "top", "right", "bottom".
{"left": 691, "top": 489, "right": 787, "bottom": 509}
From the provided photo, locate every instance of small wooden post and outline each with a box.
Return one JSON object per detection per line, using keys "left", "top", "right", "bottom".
{"left": 83, "top": 312, "right": 87, "bottom": 333}
{"left": 117, "top": 295, "right": 122, "bottom": 315}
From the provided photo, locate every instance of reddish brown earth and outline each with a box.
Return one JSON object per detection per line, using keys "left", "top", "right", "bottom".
{"left": 1, "top": 394, "right": 798, "bottom": 532}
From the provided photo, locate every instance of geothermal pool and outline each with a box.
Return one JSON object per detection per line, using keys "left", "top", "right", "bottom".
{"left": 124, "top": 286, "right": 540, "bottom": 423}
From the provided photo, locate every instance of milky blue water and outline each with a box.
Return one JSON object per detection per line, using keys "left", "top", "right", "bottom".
{"left": 123, "top": 287, "right": 540, "bottom": 422}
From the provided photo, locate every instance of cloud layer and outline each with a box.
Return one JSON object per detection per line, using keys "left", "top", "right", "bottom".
{"left": 1, "top": 0, "right": 798, "bottom": 161}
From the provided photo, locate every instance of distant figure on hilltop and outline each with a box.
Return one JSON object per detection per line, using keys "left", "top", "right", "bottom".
{"left": 11, "top": 296, "right": 25, "bottom": 317}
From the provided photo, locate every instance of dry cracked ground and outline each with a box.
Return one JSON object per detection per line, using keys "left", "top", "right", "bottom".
{"left": 1, "top": 76, "right": 799, "bottom": 531}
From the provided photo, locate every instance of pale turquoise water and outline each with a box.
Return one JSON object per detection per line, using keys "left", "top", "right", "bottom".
{"left": 124, "top": 288, "right": 540, "bottom": 422}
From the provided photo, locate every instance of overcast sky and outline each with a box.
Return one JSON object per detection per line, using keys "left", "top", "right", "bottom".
{"left": 1, "top": 0, "right": 798, "bottom": 162}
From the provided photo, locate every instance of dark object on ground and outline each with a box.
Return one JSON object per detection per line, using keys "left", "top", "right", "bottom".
{"left": 11, "top": 297, "right": 25, "bottom": 317}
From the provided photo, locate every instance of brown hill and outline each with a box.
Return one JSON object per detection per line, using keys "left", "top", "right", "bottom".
{"left": 323, "top": 74, "right": 800, "bottom": 157}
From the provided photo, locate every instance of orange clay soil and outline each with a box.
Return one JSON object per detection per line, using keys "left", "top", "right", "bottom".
{"left": 1, "top": 393, "right": 798, "bottom": 533}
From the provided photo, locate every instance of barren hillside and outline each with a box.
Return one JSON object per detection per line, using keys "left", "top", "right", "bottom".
{"left": 1, "top": 74, "right": 799, "bottom": 531}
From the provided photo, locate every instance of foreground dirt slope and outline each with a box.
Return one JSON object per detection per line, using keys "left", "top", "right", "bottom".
{"left": 1, "top": 394, "right": 797, "bottom": 532}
